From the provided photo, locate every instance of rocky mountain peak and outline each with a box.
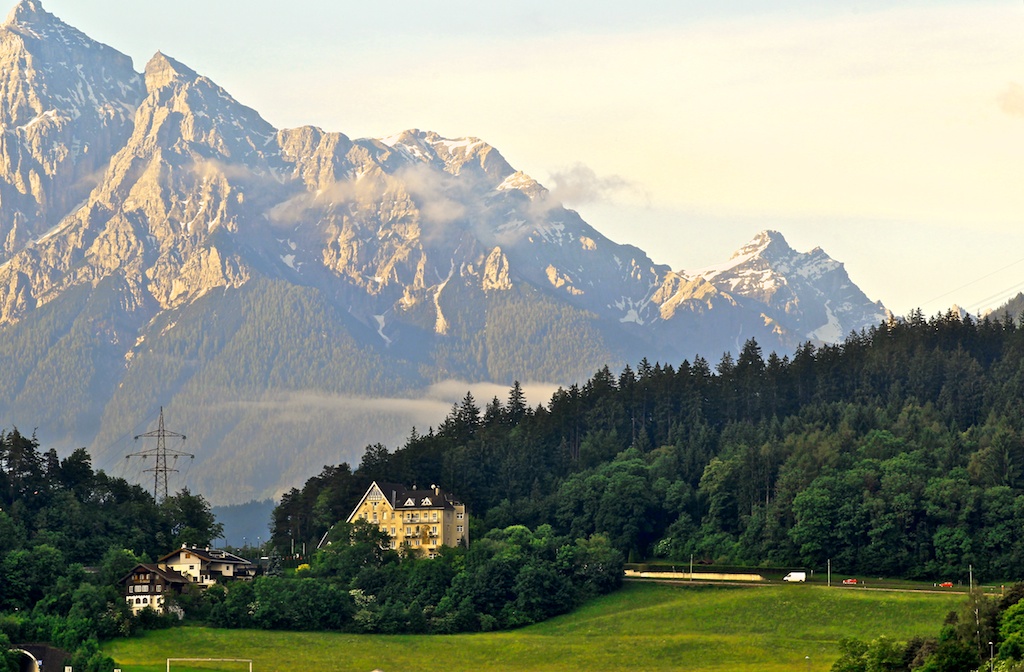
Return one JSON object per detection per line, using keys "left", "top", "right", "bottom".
{"left": 144, "top": 51, "right": 197, "bottom": 91}
{"left": 497, "top": 171, "right": 544, "bottom": 198}
{"left": 732, "top": 229, "right": 792, "bottom": 261}
{"left": 132, "top": 50, "right": 278, "bottom": 173}
{"left": 2, "top": 0, "right": 117, "bottom": 69}
{"left": 4, "top": 0, "right": 49, "bottom": 28}
{"left": 382, "top": 128, "right": 513, "bottom": 182}
{"left": 0, "top": 0, "right": 143, "bottom": 126}
{"left": 0, "top": 0, "right": 144, "bottom": 259}
{"left": 688, "top": 230, "right": 886, "bottom": 346}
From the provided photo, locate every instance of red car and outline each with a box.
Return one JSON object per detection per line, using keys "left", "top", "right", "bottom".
{"left": 842, "top": 578, "right": 858, "bottom": 585}
{"left": 939, "top": 581, "right": 953, "bottom": 588}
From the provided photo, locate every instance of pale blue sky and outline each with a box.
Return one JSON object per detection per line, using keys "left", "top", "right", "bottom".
{"left": 35, "top": 0, "right": 1024, "bottom": 317}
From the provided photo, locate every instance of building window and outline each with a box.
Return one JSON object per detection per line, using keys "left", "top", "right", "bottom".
{"left": 457, "top": 525, "right": 464, "bottom": 533}
{"left": 456, "top": 512, "right": 464, "bottom": 520}
{"left": 373, "top": 512, "right": 377, "bottom": 521}
{"left": 432, "top": 512, "right": 438, "bottom": 521}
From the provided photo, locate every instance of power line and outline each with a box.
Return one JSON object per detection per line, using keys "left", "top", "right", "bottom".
{"left": 920, "top": 255, "right": 1024, "bottom": 313}
{"left": 96, "top": 406, "right": 163, "bottom": 474}
{"left": 126, "top": 407, "right": 193, "bottom": 501}
{"left": 973, "top": 280, "right": 1024, "bottom": 317}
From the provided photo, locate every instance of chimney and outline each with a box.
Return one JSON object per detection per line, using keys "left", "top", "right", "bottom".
{"left": 433, "top": 484, "right": 440, "bottom": 496}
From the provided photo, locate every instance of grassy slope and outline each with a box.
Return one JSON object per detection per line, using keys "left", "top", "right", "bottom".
{"left": 103, "top": 582, "right": 962, "bottom": 672}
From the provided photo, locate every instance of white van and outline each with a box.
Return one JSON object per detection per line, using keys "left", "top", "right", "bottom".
{"left": 782, "top": 571, "right": 807, "bottom": 582}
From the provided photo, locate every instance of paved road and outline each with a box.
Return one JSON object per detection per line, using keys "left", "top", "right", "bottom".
{"left": 624, "top": 576, "right": 985, "bottom": 595}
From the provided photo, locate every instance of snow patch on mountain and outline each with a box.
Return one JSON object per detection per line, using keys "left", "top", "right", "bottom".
{"left": 497, "top": 171, "right": 539, "bottom": 193}
{"left": 809, "top": 302, "right": 843, "bottom": 342}
{"left": 374, "top": 314, "right": 392, "bottom": 345}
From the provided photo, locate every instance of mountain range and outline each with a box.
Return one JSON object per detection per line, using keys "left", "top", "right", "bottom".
{"left": 0, "top": 0, "right": 889, "bottom": 504}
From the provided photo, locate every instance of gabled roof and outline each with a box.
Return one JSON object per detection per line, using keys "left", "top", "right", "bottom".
{"left": 119, "top": 563, "right": 189, "bottom": 586}
{"left": 346, "top": 480, "right": 463, "bottom": 524}
{"left": 158, "top": 545, "right": 252, "bottom": 565}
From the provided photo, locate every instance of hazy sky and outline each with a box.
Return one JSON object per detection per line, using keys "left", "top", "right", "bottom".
{"left": 37, "top": 0, "right": 1024, "bottom": 317}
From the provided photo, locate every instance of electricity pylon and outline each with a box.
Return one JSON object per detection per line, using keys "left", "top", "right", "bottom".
{"left": 127, "top": 407, "right": 192, "bottom": 500}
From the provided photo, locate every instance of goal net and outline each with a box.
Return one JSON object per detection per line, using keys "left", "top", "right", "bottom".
{"left": 166, "top": 658, "right": 253, "bottom": 672}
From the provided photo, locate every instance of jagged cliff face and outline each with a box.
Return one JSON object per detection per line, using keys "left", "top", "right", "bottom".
{"left": 0, "top": 0, "right": 143, "bottom": 259}
{"left": 0, "top": 0, "right": 890, "bottom": 502}
{"left": 0, "top": 35, "right": 667, "bottom": 343}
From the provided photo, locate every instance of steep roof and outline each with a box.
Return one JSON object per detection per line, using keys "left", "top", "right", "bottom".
{"left": 348, "top": 480, "right": 463, "bottom": 521}
{"left": 119, "top": 563, "right": 189, "bottom": 585}
{"left": 157, "top": 545, "right": 252, "bottom": 565}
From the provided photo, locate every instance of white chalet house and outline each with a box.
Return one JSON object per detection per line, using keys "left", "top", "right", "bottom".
{"left": 120, "top": 547, "right": 255, "bottom": 615}
{"left": 157, "top": 545, "right": 256, "bottom": 588}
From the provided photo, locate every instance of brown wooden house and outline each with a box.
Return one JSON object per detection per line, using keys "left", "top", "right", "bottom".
{"left": 120, "top": 563, "right": 189, "bottom": 615}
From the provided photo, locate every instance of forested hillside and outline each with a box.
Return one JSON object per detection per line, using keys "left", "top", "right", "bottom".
{"left": 274, "top": 310, "right": 1024, "bottom": 581}
{"left": 996, "top": 293, "right": 1024, "bottom": 325}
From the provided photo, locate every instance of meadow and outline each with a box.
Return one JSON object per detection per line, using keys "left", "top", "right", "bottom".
{"left": 102, "top": 581, "right": 964, "bottom": 672}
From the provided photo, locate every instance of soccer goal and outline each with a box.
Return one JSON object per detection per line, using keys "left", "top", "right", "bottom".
{"left": 166, "top": 658, "right": 253, "bottom": 672}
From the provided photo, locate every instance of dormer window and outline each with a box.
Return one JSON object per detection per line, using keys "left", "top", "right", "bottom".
{"left": 404, "top": 498, "right": 415, "bottom": 506}
{"left": 421, "top": 497, "right": 432, "bottom": 506}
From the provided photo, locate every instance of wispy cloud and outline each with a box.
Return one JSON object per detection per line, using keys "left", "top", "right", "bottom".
{"left": 998, "top": 82, "right": 1024, "bottom": 119}
{"left": 395, "top": 163, "right": 468, "bottom": 228}
{"left": 545, "top": 163, "right": 642, "bottom": 208}
{"left": 213, "top": 379, "right": 563, "bottom": 434}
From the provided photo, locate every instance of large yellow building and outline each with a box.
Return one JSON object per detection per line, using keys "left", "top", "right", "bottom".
{"left": 347, "top": 481, "right": 468, "bottom": 557}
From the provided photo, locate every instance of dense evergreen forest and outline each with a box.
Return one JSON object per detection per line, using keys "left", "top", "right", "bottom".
{"left": 274, "top": 310, "right": 1024, "bottom": 582}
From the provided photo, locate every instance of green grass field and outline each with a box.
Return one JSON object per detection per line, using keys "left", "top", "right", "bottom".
{"left": 102, "top": 582, "right": 963, "bottom": 672}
